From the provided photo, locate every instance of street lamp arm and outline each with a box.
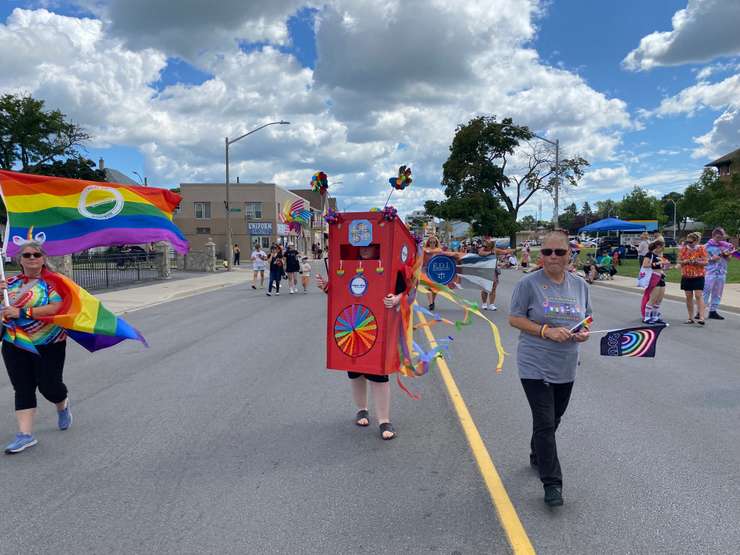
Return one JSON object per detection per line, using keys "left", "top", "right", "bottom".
{"left": 531, "top": 133, "right": 557, "bottom": 147}
{"left": 228, "top": 120, "right": 290, "bottom": 145}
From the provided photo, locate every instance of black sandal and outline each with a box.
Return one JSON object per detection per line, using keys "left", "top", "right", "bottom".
{"left": 684, "top": 319, "right": 694, "bottom": 324}
{"left": 696, "top": 319, "right": 705, "bottom": 326}
{"left": 355, "top": 410, "right": 369, "bottom": 427}
{"left": 379, "top": 422, "right": 396, "bottom": 440}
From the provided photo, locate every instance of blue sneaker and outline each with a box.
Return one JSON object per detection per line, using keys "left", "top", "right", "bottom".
{"left": 58, "top": 401, "right": 72, "bottom": 431}
{"left": 4, "top": 433, "right": 38, "bottom": 454}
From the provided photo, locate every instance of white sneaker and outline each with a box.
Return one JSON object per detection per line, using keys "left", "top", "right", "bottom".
{"left": 266, "top": 292, "right": 272, "bottom": 296}
{"left": 481, "top": 303, "right": 488, "bottom": 310}
{"left": 289, "top": 288, "right": 294, "bottom": 294}
{"left": 490, "top": 305, "right": 498, "bottom": 311}
{"left": 276, "top": 291, "right": 280, "bottom": 296}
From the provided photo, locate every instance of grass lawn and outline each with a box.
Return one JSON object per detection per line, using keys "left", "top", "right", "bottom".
{"left": 529, "top": 247, "right": 740, "bottom": 284}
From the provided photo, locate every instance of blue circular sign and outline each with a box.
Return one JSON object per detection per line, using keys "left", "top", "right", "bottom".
{"left": 427, "top": 255, "right": 457, "bottom": 285}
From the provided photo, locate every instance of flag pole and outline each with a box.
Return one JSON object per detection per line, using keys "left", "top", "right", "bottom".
{"left": 0, "top": 250, "right": 11, "bottom": 307}
{"left": 585, "top": 324, "right": 670, "bottom": 336}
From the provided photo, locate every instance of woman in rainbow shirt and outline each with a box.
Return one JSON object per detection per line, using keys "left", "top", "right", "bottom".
{"left": 0, "top": 241, "right": 72, "bottom": 454}
{"left": 677, "top": 232, "right": 708, "bottom": 325}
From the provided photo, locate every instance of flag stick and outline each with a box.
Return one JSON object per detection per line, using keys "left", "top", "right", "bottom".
{"left": 383, "top": 188, "right": 395, "bottom": 209}
{"left": 0, "top": 250, "right": 10, "bottom": 307}
{"left": 584, "top": 324, "right": 670, "bottom": 336}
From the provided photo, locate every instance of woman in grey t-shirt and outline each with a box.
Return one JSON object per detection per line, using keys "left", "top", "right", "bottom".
{"left": 509, "top": 230, "right": 591, "bottom": 507}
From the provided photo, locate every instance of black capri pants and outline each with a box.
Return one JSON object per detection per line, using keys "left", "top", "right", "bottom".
{"left": 2, "top": 341, "right": 68, "bottom": 411}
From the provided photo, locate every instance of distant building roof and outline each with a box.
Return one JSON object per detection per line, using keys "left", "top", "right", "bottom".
{"left": 705, "top": 148, "right": 740, "bottom": 167}
{"left": 103, "top": 168, "right": 138, "bottom": 185}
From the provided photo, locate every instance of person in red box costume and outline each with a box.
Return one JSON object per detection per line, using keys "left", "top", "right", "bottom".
{"left": 316, "top": 243, "right": 410, "bottom": 441}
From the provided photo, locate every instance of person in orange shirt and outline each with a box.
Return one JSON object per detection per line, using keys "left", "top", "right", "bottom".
{"left": 678, "top": 232, "right": 709, "bottom": 325}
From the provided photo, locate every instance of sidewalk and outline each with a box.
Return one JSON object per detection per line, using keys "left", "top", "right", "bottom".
{"left": 592, "top": 274, "right": 740, "bottom": 314}
{"left": 97, "top": 262, "right": 321, "bottom": 314}
{"left": 97, "top": 268, "right": 250, "bottom": 314}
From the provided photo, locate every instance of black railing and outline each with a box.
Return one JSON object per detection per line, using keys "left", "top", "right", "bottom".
{"left": 72, "top": 252, "right": 162, "bottom": 291}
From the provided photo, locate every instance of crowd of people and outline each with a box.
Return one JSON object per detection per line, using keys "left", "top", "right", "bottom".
{"left": 249, "top": 241, "right": 312, "bottom": 296}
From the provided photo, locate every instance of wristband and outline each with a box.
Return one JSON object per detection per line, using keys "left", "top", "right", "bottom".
{"left": 540, "top": 324, "right": 549, "bottom": 339}
{"left": 26, "top": 307, "right": 33, "bottom": 319}
{"left": 19, "top": 308, "right": 28, "bottom": 319}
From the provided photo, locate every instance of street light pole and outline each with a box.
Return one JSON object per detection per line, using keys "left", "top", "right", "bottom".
{"left": 224, "top": 120, "right": 290, "bottom": 271}
{"left": 667, "top": 199, "right": 677, "bottom": 241}
{"left": 532, "top": 133, "right": 560, "bottom": 227}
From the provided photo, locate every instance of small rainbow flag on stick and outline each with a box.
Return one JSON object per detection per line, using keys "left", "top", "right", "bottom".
{"left": 0, "top": 170, "right": 188, "bottom": 256}
{"left": 599, "top": 324, "right": 666, "bottom": 358}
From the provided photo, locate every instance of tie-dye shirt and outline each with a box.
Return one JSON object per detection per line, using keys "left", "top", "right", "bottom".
{"left": 3, "top": 276, "right": 66, "bottom": 345}
{"left": 705, "top": 239, "right": 732, "bottom": 277}
{"left": 678, "top": 245, "right": 708, "bottom": 278}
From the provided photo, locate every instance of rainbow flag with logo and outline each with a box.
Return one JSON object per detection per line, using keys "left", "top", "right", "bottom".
{"left": 0, "top": 170, "right": 188, "bottom": 256}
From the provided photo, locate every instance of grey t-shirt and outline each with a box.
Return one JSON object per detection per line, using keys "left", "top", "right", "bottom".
{"left": 509, "top": 270, "right": 592, "bottom": 383}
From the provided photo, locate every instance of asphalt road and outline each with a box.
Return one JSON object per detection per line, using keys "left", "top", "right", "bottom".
{"left": 0, "top": 269, "right": 738, "bottom": 554}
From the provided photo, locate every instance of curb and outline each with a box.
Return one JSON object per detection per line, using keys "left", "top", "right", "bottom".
{"left": 591, "top": 280, "right": 740, "bottom": 315}
{"left": 105, "top": 280, "right": 241, "bottom": 316}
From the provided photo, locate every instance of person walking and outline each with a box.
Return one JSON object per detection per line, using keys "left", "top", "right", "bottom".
{"left": 508, "top": 229, "right": 591, "bottom": 507}
{"left": 250, "top": 242, "right": 267, "bottom": 289}
{"left": 477, "top": 239, "right": 504, "bottom": 310}
{"left": 678, "top": 232, "right": 708, "bottom": 325}
{"left": 423, "top": 236, "right": 442, "bottom": 310}
{"left": 637, "top": 232, "right": 650, "bottom": 266}
{"left": 266, "top": 245, "right": 284, "bottom": 296}
{"left": 300, "top": 256, "right": 311, "bottom": 293}
{"left": 703, "top": 227, "right": 735, "bottom": 320}
{"left": 284, "top": 243, "right": 301, "bottom": 294}
{"left": 233, "top": 244, "right": 241, "bottom": 266}
{"left": 0, "top": 242, "right": 72, "bottom": 454}
{"left": 521, "top": 242, "right": 531, "bottom": 269}
{"left": 640, "top": 237, "right": 668, "bottom": 324}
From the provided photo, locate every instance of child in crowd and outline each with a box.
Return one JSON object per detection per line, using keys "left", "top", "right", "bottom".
{"left": 300, "top": 256, "right": 311, "bottom": 293}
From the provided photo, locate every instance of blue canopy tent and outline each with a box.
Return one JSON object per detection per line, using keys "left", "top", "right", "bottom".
{"left": 579, "top": 218, "right": 646, "bottom": 233}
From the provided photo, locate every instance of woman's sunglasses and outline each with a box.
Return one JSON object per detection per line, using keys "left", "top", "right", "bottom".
{"left": 541, "top": 248, "right": 568, "bottom": 257}
{"left": 21, "top": 252, "right": 43, "bottom": 259}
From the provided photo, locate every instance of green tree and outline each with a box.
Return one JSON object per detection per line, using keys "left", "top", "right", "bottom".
{"left": 32, "top": 156, "right": 106, "bottom": 181}
{"left": 425, "top": 193, "right": 514, "bottom": 238}
{"left": 558, "top": 202, "right": 579, "bottom": 231}
{"left": 0, "top": 93, "right": 90, "bottom": 171}
{"left": 595, "top": 199, "right": 620, "bottom": 219}
{"left": 519, "top": 214, "right": 538, "bottom": 230}
{"left": 681, "top": 170, "right": 740, "bottom": 236}
{"left": 438, "top": 115, "right": 588, "bottom": 245}
{"left": 619, "top": 186, "right": 663, "bottom": 221}
{"left": 660, "top": 192, "right": 687, "bottom": 232}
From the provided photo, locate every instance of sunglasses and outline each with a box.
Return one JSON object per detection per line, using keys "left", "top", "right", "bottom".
{"left": 21, "top": 252, "right": 43, "bottom": 259}
{"left": 541, "top": 248, "right": 568, "bottom": 257}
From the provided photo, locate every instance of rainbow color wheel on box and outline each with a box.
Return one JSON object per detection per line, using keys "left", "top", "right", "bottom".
{"left": 334, "top": 304, "right": 378, "bottom": 357}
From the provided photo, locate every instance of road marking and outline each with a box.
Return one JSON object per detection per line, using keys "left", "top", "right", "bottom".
{"left": 418, "top": 313, "right": 536, "bottom": 555}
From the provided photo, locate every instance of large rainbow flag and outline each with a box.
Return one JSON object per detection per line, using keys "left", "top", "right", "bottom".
{"left": 0, "top": 170, "right": 188, "bottom": 256}
{"left": 3, "top": 268, "right": 147, "bottom": 354}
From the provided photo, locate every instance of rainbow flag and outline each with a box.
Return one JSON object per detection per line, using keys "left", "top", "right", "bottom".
{"left": 2, "top": 320, "right": 39, "bottom": 354}
{"left": 3, "top": 268, "right": 147, "bottom": 353}
{"left": 599, "top": 324, "right": 666, "bottom": 358}
{"left": 0, "top": 170, "right": 188, "bottom": 256}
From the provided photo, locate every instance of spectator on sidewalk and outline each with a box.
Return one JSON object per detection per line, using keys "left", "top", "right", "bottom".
{"left": 508, "top": 229, "right": 591, "bottom": 507}
{"left": 0, "top": 241, "right": 73, "bottom": 454}
{"left": 266, "top": 245, "right": 284, "bottom": 296}
{"left": 284, "top": 243, "right": 301, "bottom": 294}
{"left": 703, "top": 227, "right": 735, "bottom": 320}
{"left": 233, "top": 244, "right": 240, "bottom": 266}
{"left": 678, "top": 232, "right": 708, "bottom": 325}
{"left": 251, "top": 242, "right": 267, "bottom": 289}
{"left": 423, "top": 236, "right": 442, "bottom": 310}
{"left": 637, "top": 232, "right": 650, "bottom": 265}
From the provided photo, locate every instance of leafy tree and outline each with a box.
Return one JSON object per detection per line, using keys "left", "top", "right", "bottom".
{"left": 0, "top": 94, "right": 90, "bottom": 172}
{"left": 425, "top": 193, "right": 514, "bottom": 238}
{"left": 619, "top": 186, "right": 664, "bottom": 221}
{"left": 660, "top": 192, "right": 687, "bottom": 232}
{"left": 681, "top": 169, "right": 740, "bottom": 236}
{"left": 438, "top": 115, "right": 589, "bottom": 245}
{"left": 595, "top": 199, "right": 620, "bottom": 219}
{"left": 32, "top": 156, "right": 106, "bottom": 181}
{"left": 558, "top": 202, "right": 579, "bottom": 232}
{"left": 519, "top": 214, "right": 538, "bottom": 230}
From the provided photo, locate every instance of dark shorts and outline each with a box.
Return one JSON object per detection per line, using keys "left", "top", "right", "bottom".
{"left": 680, "top": 276, "right": 705, "bottom": 291}
{"left": 347, "top": 372, "right": 389, "bottom": 383}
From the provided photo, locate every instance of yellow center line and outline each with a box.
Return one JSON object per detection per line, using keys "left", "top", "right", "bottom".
{"left": 418, "top": 312, "right": 535, "bottom": 555}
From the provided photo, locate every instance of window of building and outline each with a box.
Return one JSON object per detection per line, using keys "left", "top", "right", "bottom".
{"left": 194, "top": 202, "right": 211, "bottom": 219}
{"left": 260, "top": 237, "right": 271, "bottom": 249}
{"left": 245, "top": 202, "right": 263, "bottom": 219}
{"left": 196, "top": 227, "right": 211, "bottom": 234}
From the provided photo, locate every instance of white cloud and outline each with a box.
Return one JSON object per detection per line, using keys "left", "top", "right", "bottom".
{"left": 623, "top": 0, "right": 740, "bottom": 71}
{"left": 0, "top": 2, "right": 634, "bottom": 218}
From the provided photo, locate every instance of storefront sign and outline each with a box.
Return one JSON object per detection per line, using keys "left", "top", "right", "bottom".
{"left": 248, "top": 222, "right": 273, "bottom": 235}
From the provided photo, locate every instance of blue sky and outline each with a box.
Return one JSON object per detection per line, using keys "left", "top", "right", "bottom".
{"left": 0, "top": 0, "right": 738, "bottom": 218}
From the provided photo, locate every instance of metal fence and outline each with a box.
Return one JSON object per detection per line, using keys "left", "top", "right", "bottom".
{"left": 72, "top": 251, "right": 163, "bottom": 291}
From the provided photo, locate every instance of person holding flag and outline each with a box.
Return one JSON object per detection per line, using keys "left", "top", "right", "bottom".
{"left": 0, "top": 242, "right": 71, "bottom": 453}
{"left": 508, "top": 229, "right": 591, "bottom": 507}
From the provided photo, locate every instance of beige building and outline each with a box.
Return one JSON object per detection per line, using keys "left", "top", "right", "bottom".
{"left": 175, "top": 181, "right": 315, "bottom": 258}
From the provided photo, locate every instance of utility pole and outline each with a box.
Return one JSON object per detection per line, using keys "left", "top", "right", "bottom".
{"left": 224, "top": 120, "right": 290, "bottom": 270}
{"left": 532, "top": 134, "right": 560, "bottom": 227}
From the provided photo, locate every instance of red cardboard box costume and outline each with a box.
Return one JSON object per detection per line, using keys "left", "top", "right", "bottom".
{"left": 325, "top": 211, "right": 417, "bottom": 376}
